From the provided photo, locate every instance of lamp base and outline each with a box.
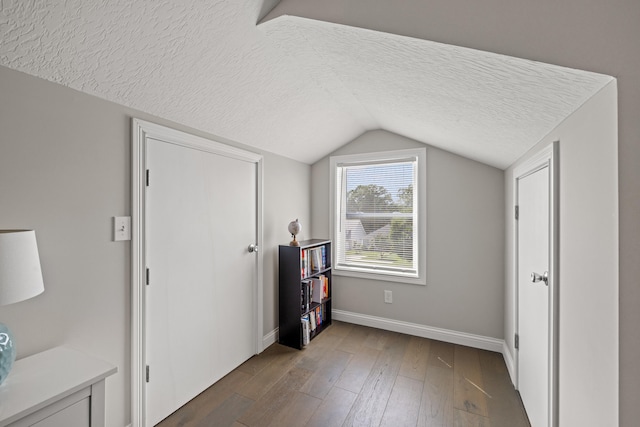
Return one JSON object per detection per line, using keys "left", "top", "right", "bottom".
{"left": 0, "top": 322, "right": 16, "bottom": 385}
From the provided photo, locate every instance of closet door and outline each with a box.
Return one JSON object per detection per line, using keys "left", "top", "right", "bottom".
{"left": 145, "top": 137, "right": 257, "bottom": 426}
{"left": 517, "top": 164, "right": 551, "bottom": 427}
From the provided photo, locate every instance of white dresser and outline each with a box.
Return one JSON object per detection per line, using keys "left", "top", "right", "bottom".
{"left": 0, "top": 347, "right": 117, "bottom": 427}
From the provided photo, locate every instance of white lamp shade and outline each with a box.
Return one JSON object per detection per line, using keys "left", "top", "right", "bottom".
{"left": 0, "top": 230, "right": 45, "bottom": 306}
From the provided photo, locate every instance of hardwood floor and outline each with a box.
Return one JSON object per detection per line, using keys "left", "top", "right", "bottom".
{"left": 156, "top": 321, "right": 530, "bottom": 427}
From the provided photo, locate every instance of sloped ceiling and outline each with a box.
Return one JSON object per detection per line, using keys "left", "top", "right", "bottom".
{"left": 0, "top": 1, "right": 612, "bottom": 168}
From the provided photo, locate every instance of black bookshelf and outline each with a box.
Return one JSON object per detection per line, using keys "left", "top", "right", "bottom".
{"left": 279, "top": 239, "right": 332, "bottom": 349}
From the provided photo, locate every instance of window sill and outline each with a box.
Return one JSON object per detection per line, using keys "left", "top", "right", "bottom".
{"left": 333, "top": 266, "right": 426, "bottom": 286}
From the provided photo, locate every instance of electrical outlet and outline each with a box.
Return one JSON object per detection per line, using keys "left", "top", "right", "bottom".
{"left": 384, "top": 290, "right": 392, "bottom": 304}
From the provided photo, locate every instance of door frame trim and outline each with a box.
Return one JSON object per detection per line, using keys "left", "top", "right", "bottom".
{"left": 512, "top": 141, "right": 558, "bottom": 427}
{"left": 131, "top": 119, "right": 264, "bottom": 427}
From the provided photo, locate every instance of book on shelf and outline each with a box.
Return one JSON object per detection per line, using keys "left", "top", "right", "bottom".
{"left": 310, "top": 311, "right": 317, "bottom": 331}
{"left": 301, "top": 245, "right": 328, "bottom": 278}
{"left": 301, "top": 250, "right": 306, "bottom": 278}
{"left": 310, "top": 247, "right": 322, "bottom": 272}
{"left": 301, "top": 280, "right": 312, "bottom": 312}
{"left": 311, "top": 277, "right": 323, "bottom": 303}
{"left": 325, "top": 276, "right": 329, "bottom": 299}
{"left": 301, "top": 315, "right": 310, "bottom": 345}
{"left": 317, "top": 274, "right": 329, "bottom": 299}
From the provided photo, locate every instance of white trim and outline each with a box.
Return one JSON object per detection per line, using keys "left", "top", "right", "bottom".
{"left": 512, "top": 141, "right": 559, "bottom": 427}
{"left": 132, "top": 119, "right": 263, "bottom": 163}
{"left": 131, "top": 119, "right": 264, "bottom": 427}
{"left": 262, "top": 328, "right": 279, "bottom": 349}
{"left": 255, "top": 157, "right": 265, "bottom": 354}
{"left": 131, "top": 120, "right": 146, "bottom": 427}
{"left": 329, "top": 148, "right": 427, "bottom": 286}
{"left": 333, "top": 309, "right": 504, "bottom": 353}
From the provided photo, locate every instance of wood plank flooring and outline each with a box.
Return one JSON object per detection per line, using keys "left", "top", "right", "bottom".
{"left": 156, "top": 321, "right": 530, "bottom": 427}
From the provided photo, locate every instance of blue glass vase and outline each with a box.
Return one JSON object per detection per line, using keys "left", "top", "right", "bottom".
{"left": 0, "top": 322, "right": 16, "bottom": 385}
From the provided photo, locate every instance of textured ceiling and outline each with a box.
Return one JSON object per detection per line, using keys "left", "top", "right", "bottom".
{"left": 0, "top": 0, "right": 367, "bottom": 164}
{"left": 0, "top": 1, "right": 612, "bottom": 168}
{"left": 260, "top": 16, "right": 612, "bottom": 167}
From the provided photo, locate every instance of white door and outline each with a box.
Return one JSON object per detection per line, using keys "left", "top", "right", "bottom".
{"left": 517, "top": 165, "right": 550, "bottom": 427}
{"left": 145, "top": 137, "right": 257, "bottom": 426}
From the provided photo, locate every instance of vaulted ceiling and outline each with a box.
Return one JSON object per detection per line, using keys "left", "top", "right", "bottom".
{"left": 0, "top": 1, "right": 612, "bottom": 168}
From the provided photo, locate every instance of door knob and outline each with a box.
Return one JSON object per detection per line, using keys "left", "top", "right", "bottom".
{"left": 530, "top": 271, "right": 548, "bottom": 285}
{"left": 248, "top": 244, "right": 258, "bottom": 253}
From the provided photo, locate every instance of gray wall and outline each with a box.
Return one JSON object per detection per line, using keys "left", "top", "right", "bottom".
{"left": 262, "top": 154, "right": 311, "bottom": 338}
{"left": 505, "top": 81, "right": 618, "bottom": 426}
{"left": 0, "top": 65, "right": 310, "bottom": 427}
{"left": 311, "top": 130, "right": 505, "bottom": 338}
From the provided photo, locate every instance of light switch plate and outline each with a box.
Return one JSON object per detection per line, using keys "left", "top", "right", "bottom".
{"left": 114, "top": 216, "right": 131, "bottom": 241}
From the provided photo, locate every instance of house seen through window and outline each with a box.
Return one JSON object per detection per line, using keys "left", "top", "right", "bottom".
{"left": 331, "top": 148, "right": 426, "bottom": 285}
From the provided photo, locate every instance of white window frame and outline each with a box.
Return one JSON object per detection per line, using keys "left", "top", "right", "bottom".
{"left": 330, "top": 148, "right": 427, "bottom": 286}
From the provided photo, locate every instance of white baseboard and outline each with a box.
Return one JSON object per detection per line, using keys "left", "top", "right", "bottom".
{"left": 332, "top": 309, "right": 504, "bottom": 353}
{"left": 262, "top": 327, "right": 278, "bottom": 350}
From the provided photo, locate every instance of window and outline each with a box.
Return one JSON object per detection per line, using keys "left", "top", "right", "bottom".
{"left": 330, "top": 148, "right": 426, "bottom": 285}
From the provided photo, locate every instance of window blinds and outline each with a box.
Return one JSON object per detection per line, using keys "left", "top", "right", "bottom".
{"left": 336, "top": 156, "right": 418, "bottom": 276}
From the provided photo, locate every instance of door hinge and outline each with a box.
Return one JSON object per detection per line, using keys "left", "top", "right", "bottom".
{"left": 515, "top": 205, "right": 519, "bottom": 220}
{"left": 146, "top": 169, "right": 150, "bottom": 187}
{"left": 146, "top": 365, "right": 150, "bottom": 383}
{"left": 146, "top": 268, "right": 150, "bottom": 285}
{"left": 515, "top": 333, "right": 519, "bottom": 350}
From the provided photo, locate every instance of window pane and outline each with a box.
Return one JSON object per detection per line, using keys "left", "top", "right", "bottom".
{"left": 339, "top": 159, "right": 417, "bottom": 275}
